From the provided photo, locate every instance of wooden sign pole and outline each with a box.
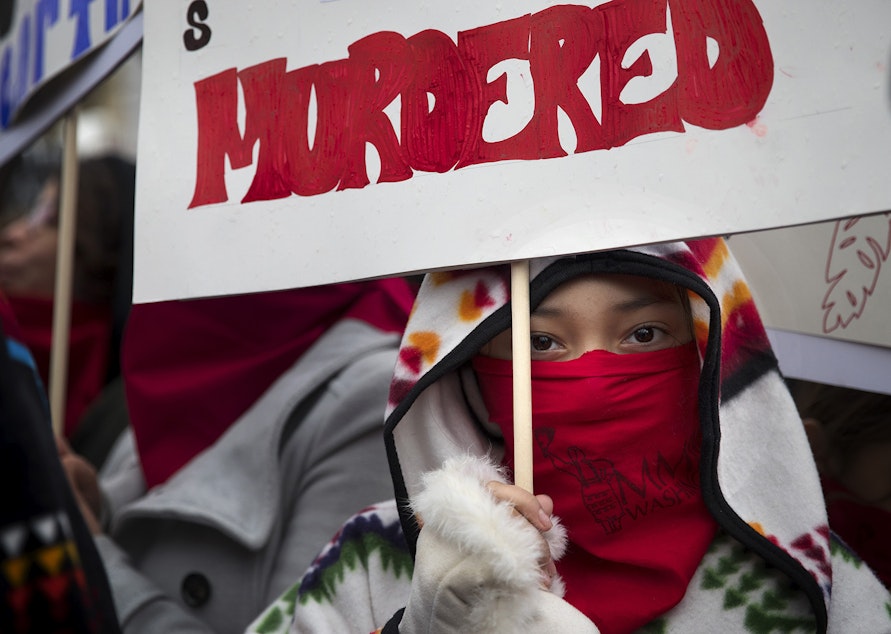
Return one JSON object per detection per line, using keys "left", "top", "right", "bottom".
{"left": 510, "top": 260, "right": 533, "bottom": 493}
{"left": 49, "top": 111, "right": 79, "bottom": 436}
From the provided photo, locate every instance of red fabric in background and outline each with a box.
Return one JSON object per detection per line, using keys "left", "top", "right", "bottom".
{"left": 0, "top": 294, "right": 24, "bottom": 341}
{"left": 123, "top": 279, "right": 415, "bottom": 488}
{"left": 822, "top": 475, "right": 891, "bottom": 589}
{"left": 7, "top": 295, "right": 111, "bottom": 437}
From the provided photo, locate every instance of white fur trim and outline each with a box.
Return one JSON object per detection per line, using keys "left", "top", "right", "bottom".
{"left": 412, "top": 454, "right": 568, "bottom": 595}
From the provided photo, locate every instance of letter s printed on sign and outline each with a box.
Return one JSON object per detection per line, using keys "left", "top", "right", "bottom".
{"left": 184, "top": 0, "right": 212, "bottom": 52}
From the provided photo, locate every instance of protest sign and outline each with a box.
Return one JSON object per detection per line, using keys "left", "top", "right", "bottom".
{"left": 0, "top": 0, "right": 143, "bottom": 128}
{"left": 0, "top": 0, "right": 143, "bottom": 166}
{"left": 730, "top": 214, "right": 891, "bottom": 395}
{"left": 134, "top": 0, "right": 891, "bottom": 303}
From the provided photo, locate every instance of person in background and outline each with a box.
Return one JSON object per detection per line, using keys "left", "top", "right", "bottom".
{"left": 61, "top": 279, "right": 416, "bottom": 633}
{"left": 0, "top": 154, "right": 136, "bottom": 466}
{"left": 790, "top": 378, "right": 891, "bottom": 589}
{"left": 0, "top": 293, "right": 121, "bottom": 633}
{"left": 248, "top": 237, "right": 890, "bottom": 634}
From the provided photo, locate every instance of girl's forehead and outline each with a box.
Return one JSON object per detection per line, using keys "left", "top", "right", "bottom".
{"left": 539, "top": 273, "right": 682, "bottom": 308}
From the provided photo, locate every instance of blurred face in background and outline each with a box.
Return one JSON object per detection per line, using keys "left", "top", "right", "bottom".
{"left": 0, "top": 178, "right": 59, "bottom": 298}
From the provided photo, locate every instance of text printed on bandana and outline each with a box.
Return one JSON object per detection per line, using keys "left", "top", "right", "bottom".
{"left": 538, "top": 433, "right": 702, "bottom": 534}
{"left": 188, "top": 0, "right": 773, "bottom": 208}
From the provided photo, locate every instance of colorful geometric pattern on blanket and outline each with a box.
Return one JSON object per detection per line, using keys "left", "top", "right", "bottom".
{"left": 636, "top": 531, "right": 818, "bottom": 633}
{"left": 297, "top": 504, "right": 413, "bottom": 605}
{"left": 248, "top": 505, "right": 891, "bottom": 633}
{"left": 245, "top": 502, "right": 413, "bottom": 634}
{"left": 247, "top": 584, "right": 298, "bottom": 634}
{"left": 387, "top": 266, "right": 509, "bottom": 414}
{"left": 682, "top": 239, "right": 776, "bottom": 401}
{"left": 693, "top": 530, "right": 816, "bottom": 633}
{"left": 748, "top": 522, "right": 833, "bottom": 595}
{"left": 0, "top": 512, "right": 94, "bottom": 632}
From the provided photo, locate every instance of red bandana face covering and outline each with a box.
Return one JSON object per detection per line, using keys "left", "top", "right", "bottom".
{"left": 472, "top": 342, "right": 717, "bottom": 634}
{"left": 8, "top": 295, "right": 111, "bottom": 438}
{"left": 124, "top": 280, "right": 415, "bottom": 488}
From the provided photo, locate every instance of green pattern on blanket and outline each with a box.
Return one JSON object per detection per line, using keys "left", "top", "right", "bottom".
{"left": 300, "top": 530, "right": 414, "bottom": 605}
{"left": 253, "top": 583, "right": 299, "bottom": 633}
{"left": 698, "top": 534, "right": 815, "bottom": 633}
{"left": 636, "top": 618, "right": 667, "bottom": 633}
{"left": 830, "top": 537, "right": 863, "bottom": 569}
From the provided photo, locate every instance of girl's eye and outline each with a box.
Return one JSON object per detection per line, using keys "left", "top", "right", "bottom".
{"left": 531, "top": 334, "right": 556, "bottom": 351}
{"left": 630, "top": 326, "right": 656, "bottom": 343}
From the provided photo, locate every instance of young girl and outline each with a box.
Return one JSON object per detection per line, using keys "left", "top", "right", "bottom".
{"left": 250, "top": 238, "right": 890, "bottom": 633}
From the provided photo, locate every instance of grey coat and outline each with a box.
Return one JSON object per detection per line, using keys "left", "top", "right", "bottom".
{"left": 94, "top": 319, "right": 400, "bottom": 633}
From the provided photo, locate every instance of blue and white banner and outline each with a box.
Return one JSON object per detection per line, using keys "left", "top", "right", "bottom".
{"left": 0, "top": 0, "right": 142, "bottom": 166}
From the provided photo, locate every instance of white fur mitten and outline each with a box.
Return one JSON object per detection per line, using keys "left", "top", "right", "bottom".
{"left": 397, "top": 455, "right": 600, "bottom": 633}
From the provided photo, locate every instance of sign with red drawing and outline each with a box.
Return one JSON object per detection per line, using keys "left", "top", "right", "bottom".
{"left": 731, "top": 213, "right": 891, "bottom": 349}
{"left": 134, "top": 0, "right": 891, "bottom": 303}
{"left": 729, "top": 213, "right": 891, "bottom": 394}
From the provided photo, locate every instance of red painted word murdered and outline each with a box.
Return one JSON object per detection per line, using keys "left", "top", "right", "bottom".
{"left": 188, "top": 0, "right": 773, "bottom": 208}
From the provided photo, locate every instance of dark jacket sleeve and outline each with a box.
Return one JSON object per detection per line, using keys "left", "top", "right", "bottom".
{"left": 0, "top": 313, "right": 122, "bottom": 633}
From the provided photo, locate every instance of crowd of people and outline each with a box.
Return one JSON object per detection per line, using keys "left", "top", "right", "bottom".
{"left": 2, "top": 150, "right": 890, "bottom": 634}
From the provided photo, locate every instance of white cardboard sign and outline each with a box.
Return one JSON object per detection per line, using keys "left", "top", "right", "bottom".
{"left": 729, "top": 214, "right": 891, "bottom": 394}
{"left": 134, "top": 0, "right": 891, "bottom": 303}
{"left": 0, "top": 0, "right": 143, "bottom": 130}
{"left": 731, "top": 214, "right": 891, "bottom": 350}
